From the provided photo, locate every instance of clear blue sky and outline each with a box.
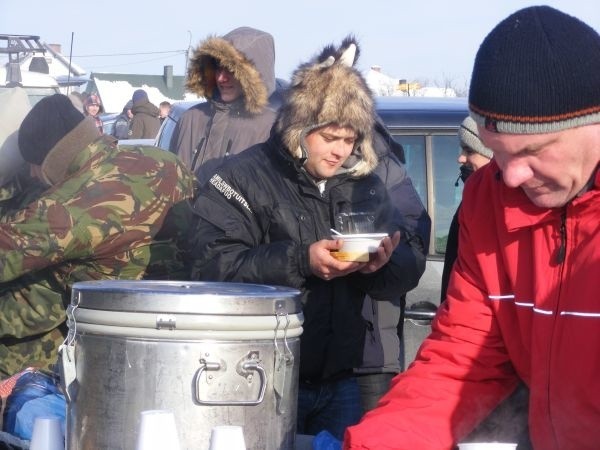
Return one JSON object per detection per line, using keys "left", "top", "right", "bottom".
{"left": 3, "top": 0, "right": 599, "bottom": 90}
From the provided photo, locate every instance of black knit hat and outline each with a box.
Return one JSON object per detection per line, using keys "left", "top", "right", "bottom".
{"left": 18, "top": 94, "right": 85, "bottom": 165}
{"left": 469, "top": 6, "right": 600, "bottom": 134}
{"left": 132, "top": 89, "right": 148, "bottom": 105}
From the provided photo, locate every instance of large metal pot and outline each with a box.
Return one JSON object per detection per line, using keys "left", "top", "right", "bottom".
{"left": 60, "top": 280, "right": 303, "bottom": 450}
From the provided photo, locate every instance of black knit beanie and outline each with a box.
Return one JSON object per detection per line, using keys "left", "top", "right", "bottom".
{"left": 18, "top": 94, "right": 85, "bottom": 165}
{"left": 469, "top": 6, "right": 600, "bottom": 134}
{"left": 132, "top": 89, "right": 148, "bottom": 105}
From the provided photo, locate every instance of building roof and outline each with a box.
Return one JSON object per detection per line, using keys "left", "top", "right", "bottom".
{"left": 87, "top": 69, "right": 202, "bottom": 113}
{"left": 43, "top": 43, "right": 86, "bottom": 77}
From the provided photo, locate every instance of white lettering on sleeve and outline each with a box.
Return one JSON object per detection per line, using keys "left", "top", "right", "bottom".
{"left": 209, "top": 174, "right": 253, "bottom": 214}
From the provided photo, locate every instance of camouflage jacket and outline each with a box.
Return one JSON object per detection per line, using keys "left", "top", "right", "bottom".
{"left": 0, "top": 131, "right": 195, "bottom": 378}
{"left": 0, "top": 169, "right": 46, "bottom": 216}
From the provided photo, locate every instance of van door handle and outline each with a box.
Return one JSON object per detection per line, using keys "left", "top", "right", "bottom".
{"left": 405, "top": 301, "right": 438, "bottom": 324}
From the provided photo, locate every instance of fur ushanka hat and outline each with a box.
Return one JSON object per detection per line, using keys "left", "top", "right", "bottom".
{"left": 276, "top": 36, "right": 377, "bottom": 178}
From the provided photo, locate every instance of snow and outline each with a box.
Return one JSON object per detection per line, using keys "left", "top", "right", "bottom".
{"left": 365, "top": 68, "right": 398, "bottom": 97}
{"left": 365, "top": 66, "right": 457, "bottom": 98}
{"left": 93, "top": 79, "right": 202, "bottom": 113}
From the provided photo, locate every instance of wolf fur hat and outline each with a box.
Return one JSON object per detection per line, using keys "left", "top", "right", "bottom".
{"left": 276, "top": 36, "right": 377, "bottom": 178}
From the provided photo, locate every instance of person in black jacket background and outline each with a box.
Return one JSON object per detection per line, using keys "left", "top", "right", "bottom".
{"left": 440, "top": 116, "right": 492, "bottom": 302}
{"left": 188, "top": 36, "right": 426, "bottom": 440}
{"left": 111, "top": 100, "right": 133, "bottom": 140}
{"left": 354, "top": 120, "right": 430, "bottom": 412}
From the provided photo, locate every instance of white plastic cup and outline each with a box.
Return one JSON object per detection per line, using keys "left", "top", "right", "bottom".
{"left": 29, "top": 416, "right": 64, "bottom": 450}
{"left": 135, "top": 410, "right": 181, "bottom": 450}
{"left": 457, "top": 443, "right": 517, "bottom": 450}
{"left": 209, "top": 425, "right": 246, "bottom": 450}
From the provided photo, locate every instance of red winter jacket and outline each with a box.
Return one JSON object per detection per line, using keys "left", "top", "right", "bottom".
{"left": 344, "top": 162, "right": 600, "bottom": 450}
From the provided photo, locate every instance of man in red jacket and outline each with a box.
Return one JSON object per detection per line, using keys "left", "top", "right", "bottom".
{"left": 344, "top": 5, "right": 600, "bottom": 450}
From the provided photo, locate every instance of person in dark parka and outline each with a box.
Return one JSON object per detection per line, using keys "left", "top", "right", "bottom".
{"left": 170, "top": 27, "right": 278, "bottom": 184}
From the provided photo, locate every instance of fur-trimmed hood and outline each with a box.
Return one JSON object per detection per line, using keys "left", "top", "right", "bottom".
{"left": 186, "top": 27, "right": 275, "bottom": 114}
{"left": 275, "top": 36, "right": 377, "bottom": 178}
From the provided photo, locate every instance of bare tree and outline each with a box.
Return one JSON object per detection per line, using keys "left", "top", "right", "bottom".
{"left": 434, "top": 73, "right": 469, "bottom": 97}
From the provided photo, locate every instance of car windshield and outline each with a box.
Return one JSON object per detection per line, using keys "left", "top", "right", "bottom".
{"left": 0, "top": 86, "right": 60, "bottom": 106}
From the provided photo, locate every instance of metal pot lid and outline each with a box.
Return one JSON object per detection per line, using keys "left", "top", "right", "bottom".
{"left": 70, "top": 280, "right": 302, "bottom": 315}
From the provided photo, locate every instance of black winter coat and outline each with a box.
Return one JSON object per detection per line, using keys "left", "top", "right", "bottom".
{"left": 112, "top": 114, "right": 130, "bottom": 140}
{"left": 188, "top": 134, "right": 426, "bottom": 382}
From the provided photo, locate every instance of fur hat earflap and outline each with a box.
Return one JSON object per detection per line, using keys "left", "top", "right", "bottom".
{"left": 276, "top": 35, "right": 377, "bottom": 177}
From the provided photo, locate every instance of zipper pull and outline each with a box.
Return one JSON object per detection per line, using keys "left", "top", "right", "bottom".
{"left": 191, "top": 137, "right": 206, "bottom": 173}
{"left": 556, "top": 209, "right": 567, "bottom": 264}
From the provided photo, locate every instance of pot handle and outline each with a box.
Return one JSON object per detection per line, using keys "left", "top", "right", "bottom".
{"left": 58, "top": 343, "right": 77, "bottom": 403}
{"left": 194, "top": 358, "right": 267, "bottom": 406}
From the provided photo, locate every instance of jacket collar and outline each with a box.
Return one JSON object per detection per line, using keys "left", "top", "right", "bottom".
{"left": 41, "top": 117, "right": 104, "bottom": 186}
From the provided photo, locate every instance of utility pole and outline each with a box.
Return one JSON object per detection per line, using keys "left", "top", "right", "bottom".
{"left": 184, "top": 30, "right": 192, "bottom": 75}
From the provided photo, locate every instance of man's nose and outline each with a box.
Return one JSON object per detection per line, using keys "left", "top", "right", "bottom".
{"left": 501, "top": 158, "right": 534, "bottom": 188}
{"left": 216, "top": 69, "right": 231, "bottom": 82}
{"left": 332, "top": 141, "right": 352, "bottom": 157}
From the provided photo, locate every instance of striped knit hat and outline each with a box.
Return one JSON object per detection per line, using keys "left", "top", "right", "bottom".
{"left": 458, "top": 116, "right": 493, "bottom": 159}
{"left": 469, "top": 6, "right": 600, "bottom": 134}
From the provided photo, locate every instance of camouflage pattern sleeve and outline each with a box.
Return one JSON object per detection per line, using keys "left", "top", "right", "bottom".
{"left": 0, "top": 171, "right": 46, "bottom": 221}
{"left": 0, "top": 326, "right": 66, "bottom": 379}
{"left": 0, "top": 271, "right": 68, "bottom": 378}
{"left": 0, "top": 140, "right": 196, "bottom": 283}
{"left": 0, "top": 271, "right": 67, "bottom": 339}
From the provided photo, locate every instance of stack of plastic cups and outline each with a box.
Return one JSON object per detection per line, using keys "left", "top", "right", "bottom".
{"left": 135, "top": 410, "right": 181, "bottom": 450}
{"left": 209, "top": 425, "right": 246, "bottom": 450}
{"left": 29, "top": 416, "right": 64, "bottom": 450}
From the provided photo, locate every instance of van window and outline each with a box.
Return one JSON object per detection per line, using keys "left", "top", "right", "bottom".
{"left": 392, "top": 135, "right": 427, "bottom": 205}
{"left": 431, "top": 135, "right": 463, "bottom": 253}
{"left": 391, "top": 133, "right": 462, "bottom": 256}
{"left": 156, "top": 116, "right": 178, "bottom": 151}
{"left": 0, "top": 86, "right": 59, "bottom": 106}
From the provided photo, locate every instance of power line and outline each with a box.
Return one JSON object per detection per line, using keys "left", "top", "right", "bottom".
{"left": 74, "top": 49, "right": 187, "bottom": 58}
{"left": 87, "top": 52, "right": 186, "bottom": 70}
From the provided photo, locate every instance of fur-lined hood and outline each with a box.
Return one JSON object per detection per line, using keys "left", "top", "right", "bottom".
{"left": 275, "top": 36, "right": 377, "bottom": 178}
{"left": 186, "top": 27, "right": 275, "bottom": 114}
